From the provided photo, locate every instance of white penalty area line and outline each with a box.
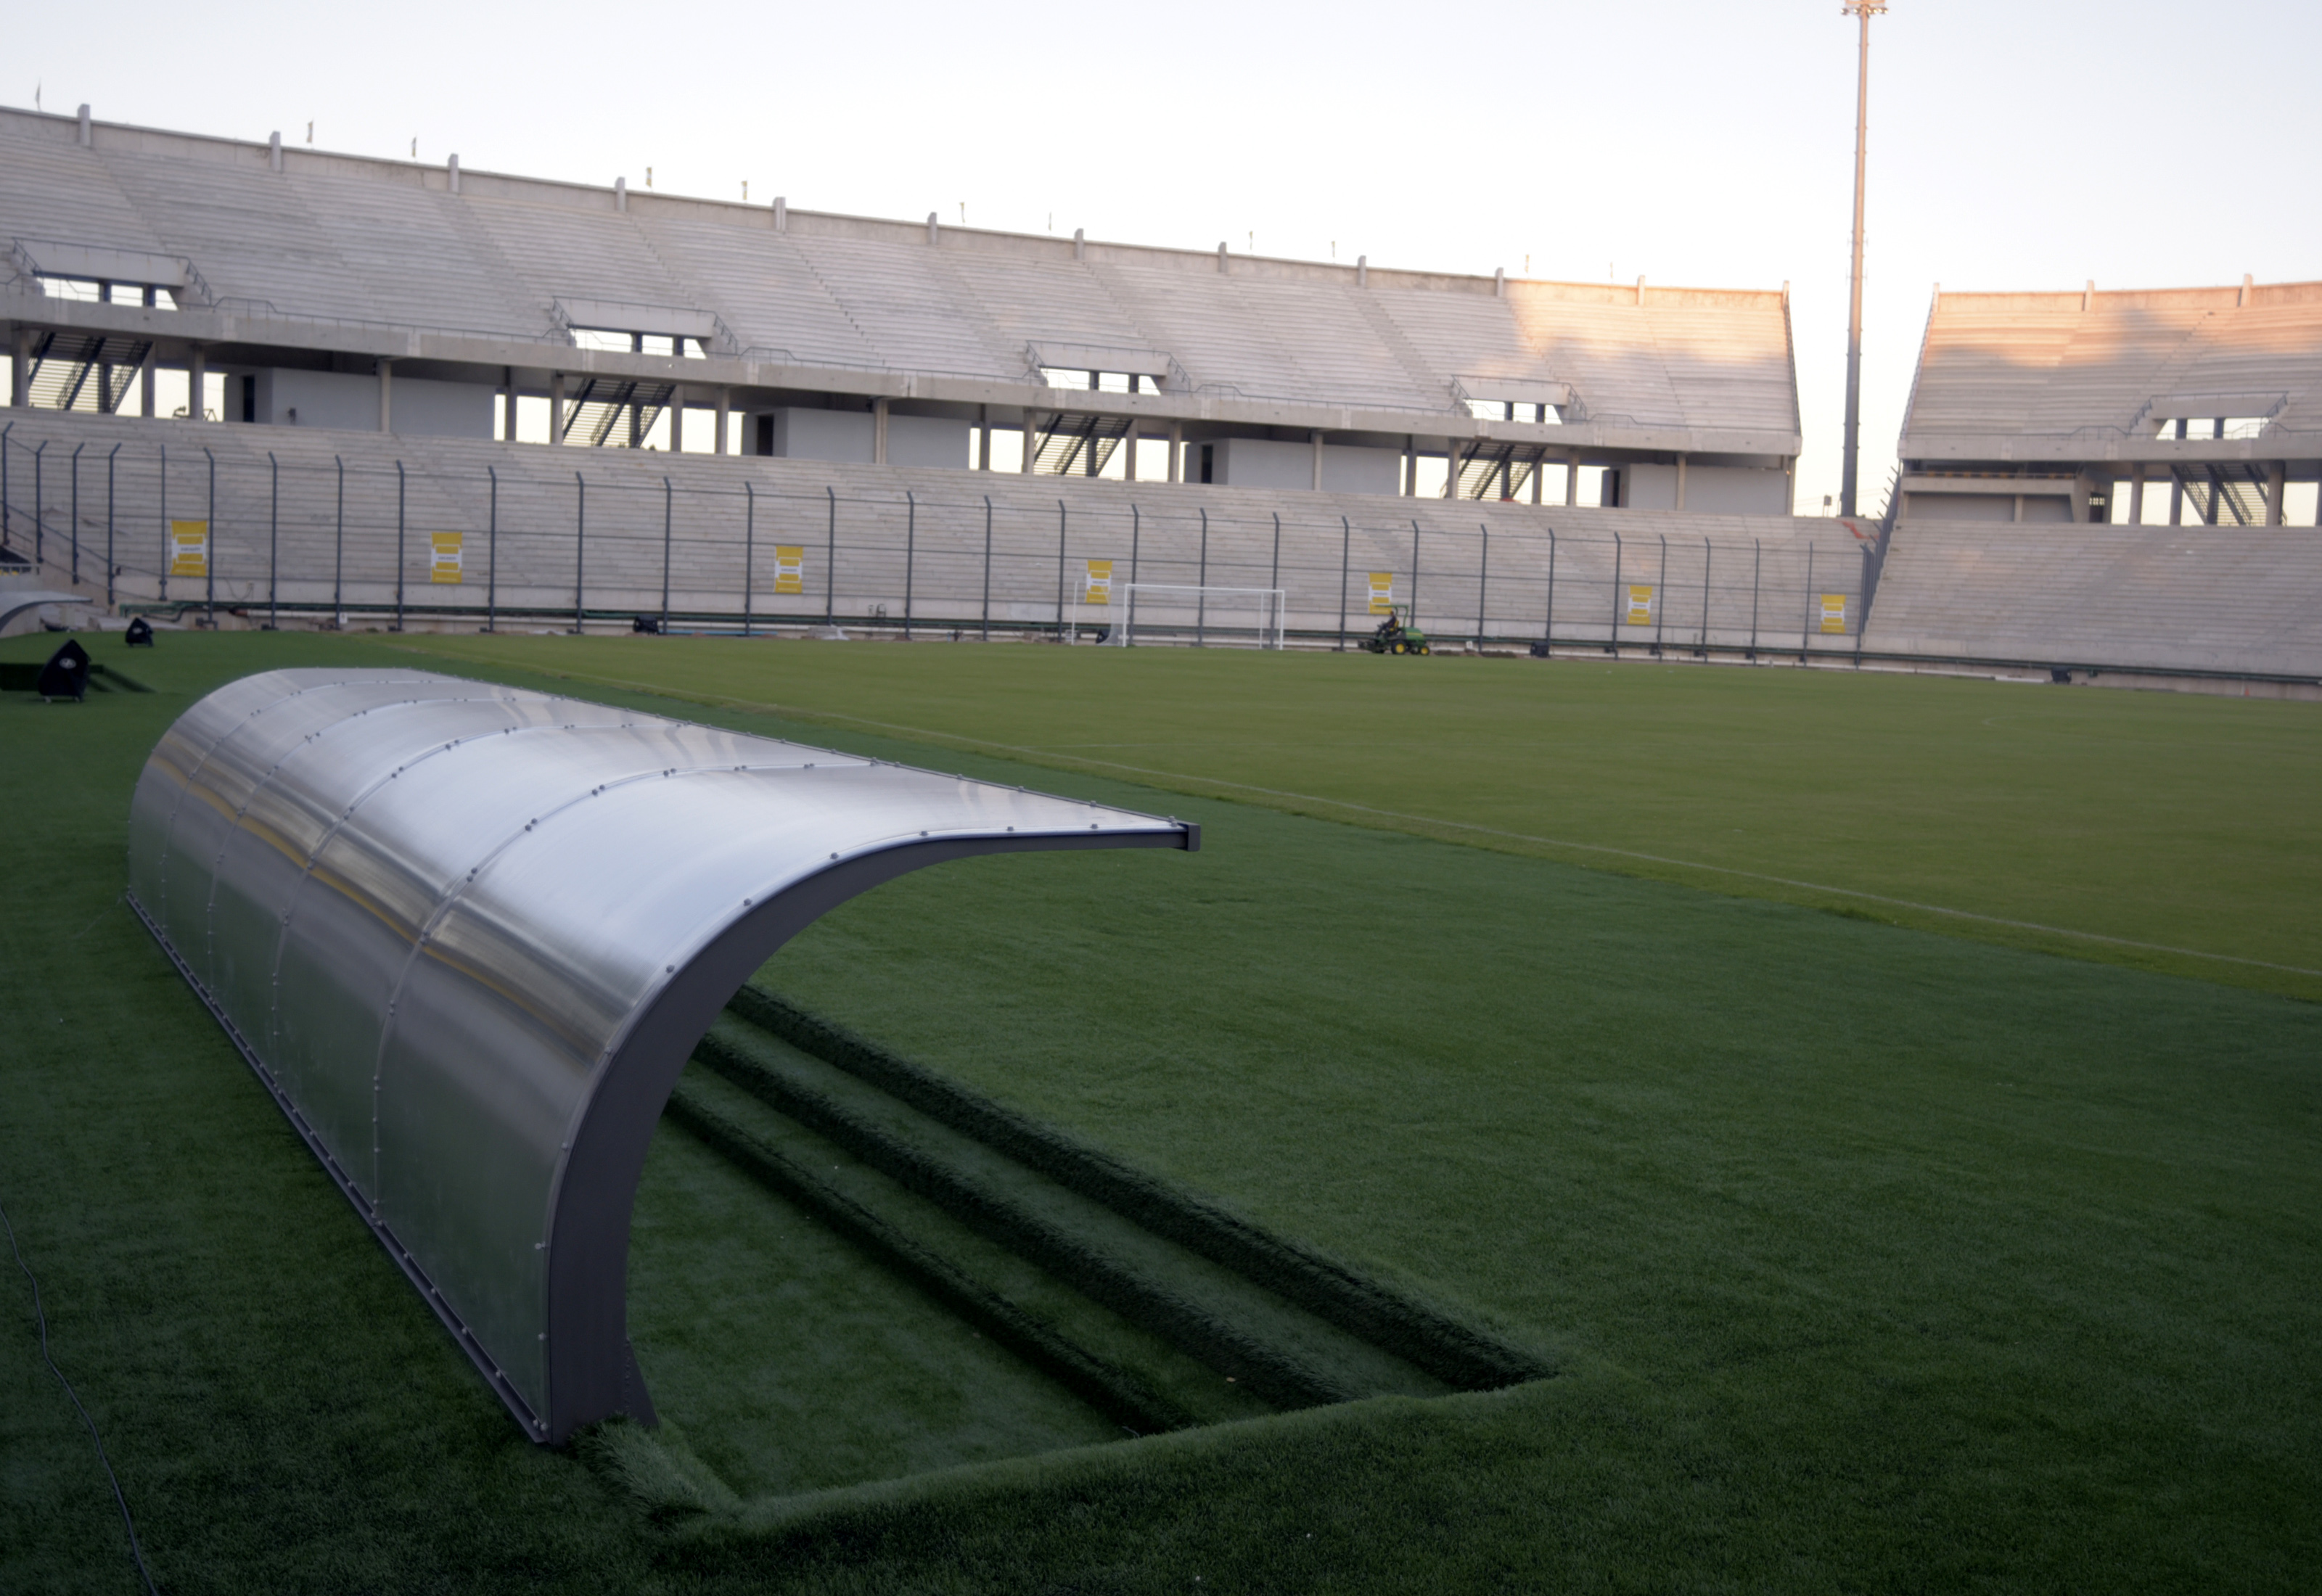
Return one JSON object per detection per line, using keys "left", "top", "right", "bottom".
{"left": 408, "top": 649, "right": 2322, "bottom": 982}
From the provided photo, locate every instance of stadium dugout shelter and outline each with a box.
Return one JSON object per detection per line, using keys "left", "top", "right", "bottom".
{"left": 128, "top": 666, "right": 1197, "bottom": 1442}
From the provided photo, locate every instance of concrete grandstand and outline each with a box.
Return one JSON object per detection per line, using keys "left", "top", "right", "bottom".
{"left": 1, "top": 104, "right": 2316, "bottom": 687}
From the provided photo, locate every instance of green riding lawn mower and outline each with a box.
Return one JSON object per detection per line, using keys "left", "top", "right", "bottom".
{"left": 1360, "top": 607, "right": 1431, "bottom": 655}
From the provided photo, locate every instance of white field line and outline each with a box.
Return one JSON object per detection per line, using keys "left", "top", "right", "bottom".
{"left": 411, "top": 649, "right": 2322, "bottom": 982}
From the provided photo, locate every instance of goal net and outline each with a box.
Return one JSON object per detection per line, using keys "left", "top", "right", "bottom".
{"left": 1101, "top": 584, "right": 1287, "bottom": 649}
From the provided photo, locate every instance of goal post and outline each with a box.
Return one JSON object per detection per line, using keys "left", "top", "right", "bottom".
{"left": 1101, "top": 583, "right": 1287, "bottom": 649}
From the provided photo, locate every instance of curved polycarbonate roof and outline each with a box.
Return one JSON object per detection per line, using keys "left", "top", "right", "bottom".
{"left": 126, "top": 668, "right": 1195, "bottom": 1442}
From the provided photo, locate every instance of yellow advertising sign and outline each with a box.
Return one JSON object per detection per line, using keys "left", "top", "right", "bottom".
{"left": 168, "top": 519, "right": 209, "bottom": 579}
{"left": 1083, "top": 559, "right": 1113, "bottom": 604}
{"left": 772, "top": 545, "right": 805, "bottom": 596}
{"left": 1819, "top": 593, "right": 1847, "bottom": 634}
{"left": 430, "top": 531, "right": 464, "bottom": 585}
{"left": 1625, "top": 584, "right": 1654, "bottom": 626}
{"left": 1367, "top": 572, "right": 1395, "bottom": 615}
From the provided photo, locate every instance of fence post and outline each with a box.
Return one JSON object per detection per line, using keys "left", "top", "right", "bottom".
{"left": 903, "top": 489, "right": 915, "bottom": 640}
{"left": 980, "top": 495, "right": 992, "bottom": 641}
{"left": 824, "top": 485, "right": 836, "bottom": 626}
{"left": 1802, "top": 543, "right": 1815, "bottom": 660}
{"left": 158, "top": 443, "right": 168, "bottom": 604}
{"left": 204, "top": 446, "right": 217, "bottom": 628}
{"left": 1130, "top": 502, "right": 1141, "bottom": 586}
{"left": 332, "top": 456, "right": 345, "bottom": 627}
{"left": 1270, "top": 511, "right": 1281, "bottom": 598}
{"left": 1408, "top": 519, "right": 1421, "bottom": 632}
{"left": 742, "top": 481, "right": 755, "bottom": 637}
{"left": 1544, "top": 527, "right": 1556, "bottom": 651}
{"left": 1055, "top": 500, "right": 1067, "bottom": 641}
{"left": 1337, "top": 515, "right": 1351, "bottom": 650}
{"left": 1196, "top": 508, "right": 1209, "bottom": 646}
{"left": 1610, "top": 529, "right": 1622, "bottom": 653}
{"left": 1700, "top": 537, "right": 1712, "bottom": 656}
{"left": 486, "top": 465, "right": 498, "bottom": 633}
{"left": 660, "top": 475, "right": 673, "bottom": 632}
{"left": 1477, "top": 521, "right": 1489, "bottom": 651}
{"left": 574, "top": 471, "right": 586, "bottom": 635}
{"left": 105, "top": 443, "right": 119, "bottom": 611}
{"left": 267, "top": 451, "right": 278, "bottom": 630}
{"left": 64, "top": 440, "right": 91, "bottom": 587}
{"left": 393, "top": 458, "right": 404, "bottom": 633}
{"left": 1654, "top": 533, "right": 1667, "bottom": 654}
{"left": 1749, "top": 538, "right": 1760, "bottom": 659}
{"left": 70, "top": 443, "right": 84, "bottom": 586}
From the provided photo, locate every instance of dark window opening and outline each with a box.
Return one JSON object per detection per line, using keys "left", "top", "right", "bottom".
{"left": 1199, "top": 443, "right": 1215, "bottom": 484}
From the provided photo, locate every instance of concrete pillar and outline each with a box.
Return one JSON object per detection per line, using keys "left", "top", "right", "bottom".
{"left": 615, "top": 177, "right": 627, "bottom": 213}
{"left": 670, "top": 390, "right": 685, "bottom": 453}
{"left": 1494, "top": 267, "right": 1506, "bottom": 299}
{"left": 2128, "top": 463, "right": 2144, "bottom": 525}
{"left": 269, "top": 131, "right": 283, "bottom": 173}
{"left": 448, "top": 153, "right": 460, "bottom": 195}
{"left": 1073, "top": 228, "right": 1085, "bottom": 262}
{"left": 2012, "top": 494, "right": 2024, "bottom": 524}
{"left": 714, "top": 388, "right": 729, "bottom": 455}
{"left": 872, "top": 397, "right": 888, "bottom": 464}
{"left": 1357, "top": 255, "right": 1367, "bottom": 289}
{"left": 1218, "top": 242, "right": 1228, "bottom": 274}
{"left": 1444, "top": 439, "right": 1460, "bottom": 499}
{"left": 927, "top": 213, "right": 939, "bottom": 247}
{"left": 1675, "top": 454, "right": 1688, "bottom": 511}
{"left": 1531, "top": 453, "right": 1543, "bottom": 504}
{"left": 1167, "top": 421, "right": 1182, "bottom": 483}
{"left": 773, "top": 196, "right": 786, "bottom": 231}
{"left": 1021, "top": 410, "right": 1038, "bottom": 474}
{"left": 503, "top": 367, "right": 517, "bottom": 441}
{"left": 1566, "top": 451, "right": 1579, "bottom": 507}
{"left": 189, "top": 345, "right": 208, "bottom": 420}
{"left": 2265, "top": 462, "right": 2286, "bottom": 525}
{"left": 8, "top": 326, "right": 26, "bottom": 406}
{"left": 977, "top": 406, "right": 991, "bottom": 471}
{"left": 377, "top": 357, "right": 391, "bottom": 433}
{"left": 139, "top": 346, "right": 155, "bottom": 418}
{"left": 550, "top": 372, "right": 565, "bottom": 445}
{"left": 1311, "top": 430, "right": 1324, "bottom": 491}
{"left": 1123, "top": 427, "right": 1136, "bottom": 482}
{"left": 78, "top": 104, "right": 92, "bottom": 147}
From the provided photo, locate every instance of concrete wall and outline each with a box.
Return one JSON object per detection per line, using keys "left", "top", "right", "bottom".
{"left": 1901, "top": 493, "right": 2073, "bottom": 524}
{"left": 251, "top": 368, "right": 494, "bottom": 440}
{"left": 1213, "top": 437, "right": 1400, "bottom": 495}
{"left": 1626, "top": 463, "right": 1790, "bottom": 515}
{"left": 768, "top": 408, "right": 969, "bottom": 469}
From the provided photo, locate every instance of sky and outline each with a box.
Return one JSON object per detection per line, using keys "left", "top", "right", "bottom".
{"left": 12, "top": 0, "right": 2320, "bottom": 513}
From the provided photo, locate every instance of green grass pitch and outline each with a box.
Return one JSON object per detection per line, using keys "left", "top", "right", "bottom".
{"left": 1, "top": 628, "right": 2316, "bottom": 1593}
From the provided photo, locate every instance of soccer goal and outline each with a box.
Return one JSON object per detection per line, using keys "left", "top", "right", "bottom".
{"left": 1101, "top": 584, "right": 1288, "bottom": 649}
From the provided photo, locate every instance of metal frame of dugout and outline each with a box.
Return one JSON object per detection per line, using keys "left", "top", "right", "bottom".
{"left": 126, "top": 669, "right": 1197, "bottom": 1443}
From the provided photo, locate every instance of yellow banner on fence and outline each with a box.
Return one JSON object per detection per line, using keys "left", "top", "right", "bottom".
{"left": 1083, "top": 559, "right": 1113, "bottom": 604}
{"left": 1625, "top": 584, "right": 1655, "bottom": 626}
{"left": 1368, "top": 572, "right": 1395, "bottom": 614}
{"left": 430, "top": 532, "right": 464, "bottom": 585}
{"left": 772, "top": 545, "right": 805, "bottom": 596}
{"left": 168, "top": 519, "right": 208, "bottom": 579}
{"left": 1819, "top": 593, "right": 1847, "bottom": 634}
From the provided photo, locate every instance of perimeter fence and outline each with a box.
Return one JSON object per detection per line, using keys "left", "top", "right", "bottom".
{"left": 0, "top": 422, "right": 1871, "bottom": 657}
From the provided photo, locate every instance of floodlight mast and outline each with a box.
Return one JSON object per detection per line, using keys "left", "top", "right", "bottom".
{"left": 1840, "top": 0, "right": 1887, "bottom": 519}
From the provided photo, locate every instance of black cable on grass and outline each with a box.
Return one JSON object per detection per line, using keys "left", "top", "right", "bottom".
{"left": 2, "top": 1198, "right": 160, "bottom": 1596}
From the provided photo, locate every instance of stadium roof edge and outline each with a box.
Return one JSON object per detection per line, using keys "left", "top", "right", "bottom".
{"left": 0, "top": 104, "right": 1785, "bottom": 310}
